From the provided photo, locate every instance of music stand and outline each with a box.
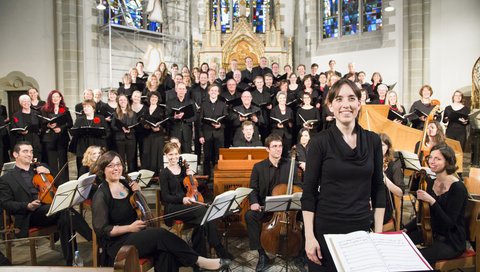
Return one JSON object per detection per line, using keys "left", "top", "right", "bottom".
{"left": 46, "top": 174, "right": 96, "bottom": 264}
{"left": 263, "top": 192, "right": 303, "bottom": 272}
{"left": 129, "top": 169, "right": 154, "bottom": 188}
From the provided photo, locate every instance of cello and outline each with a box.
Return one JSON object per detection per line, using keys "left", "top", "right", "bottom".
{"left": 181, "top": 160, "right": 204, "bottom": 203}
{"left": 126, "top": 173, "right": 157, "bottom": 228}
{"left": 260, "top": 146, "right": 303, "bottom": 258}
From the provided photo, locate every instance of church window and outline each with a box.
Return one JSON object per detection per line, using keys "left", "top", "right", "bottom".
{"left": 211, "top": 0, "right": 270, "bottom": 34}
{"left": 105, "top": 0, "right": 162, "bottom": 32}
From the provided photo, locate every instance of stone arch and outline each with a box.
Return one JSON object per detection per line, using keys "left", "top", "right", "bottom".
{"left": 0, "top": 71, "right": 39, "bottom": 91}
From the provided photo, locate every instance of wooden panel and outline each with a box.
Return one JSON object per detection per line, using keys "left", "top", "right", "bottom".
{"left": 217, "top": 148, "right": 268, "bottom": 170}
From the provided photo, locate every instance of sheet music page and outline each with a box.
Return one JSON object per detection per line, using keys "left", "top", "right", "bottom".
{"left": 230, "top": 187, "right": 253, "bottom": 210}
{"left": 370, "top": 232, "right": 432, "bottom": 271}
{"left": 325, "top": 231, "right": 387, "bottom": 272}
{"left": 201, "top": 190, "right": 235, "bottom": 225}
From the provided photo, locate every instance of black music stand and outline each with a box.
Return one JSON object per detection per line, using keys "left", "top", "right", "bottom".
{"left": 47, "top": 174, "right": 95, "bottom": 265}
{"left": 263, "top": 192, "right": 303, "bottom": 272}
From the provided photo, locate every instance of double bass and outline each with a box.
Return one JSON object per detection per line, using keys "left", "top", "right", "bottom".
{"left": 260, "top": 146, "right": 303, "bottom": 258}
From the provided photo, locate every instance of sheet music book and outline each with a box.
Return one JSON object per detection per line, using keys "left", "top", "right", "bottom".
{"left": 37, "top": 113, "right": 71, "bottom": 126}
{"left": 202, "top": 115, "right": 226, "bottom": 125}
{"left": 253, "top": 102, "right": 272, "bottom": 109}
{"left": 99, "top": 107, "right": 114, "bottom": 118}
{"left": 264, "top": 192, "right": 302, "bottom": 212}
{"left": 233, "top": 109, "right": 260, "bottom": 118}
{"left": 113, "top": 118, "right": 140, "bottom": 130}
{"left": 70, "top": 126, "right": 106, "bottom": 137}
{"left": 324, "top": 231, "right": 432, "bottom": 272}
{"left": 298, "top": 114, "right": 319, "bottom": 126}
{"left": 396, "top": 150, "right": 421, "bottom": 171}
{"left": 46, "top": 174, "right": 96, "bottom": 216}
{"left": 200, "top": 187, "right": 253, "bottom": 225}
{"left": 141, "top": 116, "right": 170, "bottom": 128}
{"left": 387, "top": 110, "right": 414, "bottom": 122}
{"left": 286, "top": 99, "right": 299, "bottom": 107}
{"left": 388, "top": 82, "right": 397, "bottom": 91}
{"left": 171, "top": 104, "right": 195, "bottom": 119}
{"left": 448, "top": 110, "right": 469, "bottom": 122}
{"left": 10, "top": 125, "right": 29, "bottom": 132}
{"left": 219, "top": 96, "right": 242, "bottom": 107}
{"left": 270, "top": 116, "right": 290, "bottom": 124}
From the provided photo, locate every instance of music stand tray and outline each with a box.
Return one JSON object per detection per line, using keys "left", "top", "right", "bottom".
{"left": 47, "top": 174, "right": 96, "bottom": 217}
{"left": 201, "top": 187, "right": 253, "bottom": 226}
{"left": 264, "top": 192, "right": 302, "bottom": 213}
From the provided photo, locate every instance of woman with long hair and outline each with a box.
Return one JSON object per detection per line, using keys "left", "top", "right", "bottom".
{"left": 28, "top": 87, "right": 45, "bottom": 112}
{"left": 386, "top": 90, "right": 407, "bottom": 125}
{"left": 299, "top": 75, "right": 321, "bottom": 109}
{"left": 415, "top": 120, "right": 446, "bottom": 163}
{"left": 370, "top": 72, "right": 383, "bottom": 100}
{"left": 39, "top": 90, "right": 73, "bottom": 182}
{"left": 409, "top": 85, "right": 436, "bottom": 130}
{"left": 112, "top": 94, "right": 138, "bottom": 172}
{"left": 296, "top": 92, "right": 321, "bottom": 134}
{"left": 270, "top": 91, "right": 294, "bottom": 157}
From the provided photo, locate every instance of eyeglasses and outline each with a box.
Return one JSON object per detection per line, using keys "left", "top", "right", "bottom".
{"left": 106, "top": 162, "right": 123, "bottom": 169}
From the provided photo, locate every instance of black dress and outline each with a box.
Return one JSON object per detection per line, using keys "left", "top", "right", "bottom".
{"left": 141, "top": 106, "right": 166, "bottom": 175}
{"left": 409, "top": 100, "right": 435, "bottom": 130}
{"left": 92, "top": 180, "right": 199, "bottom": 271}
{"left": 100, "top": 103, "right": 117, "bottom": 151}
{"left": 383, "top": 159, "right": 405, "bottom": 224}
{"left": 301, "top": 123, "right": 385, "bottom": 271}
{"left": 296, "top": 107, "right": 321, "bottom": 134}
{"left": 111, "top": 112, "right": 138, "bottom": 172}
{"left": 10, "top": 110, "right": 42, "bottom": 160}
{"left": 269, "top": 106, "right": 293, "bottom": 156}
{"left": 443, "top": 105, "right": 470, "bottom": 150}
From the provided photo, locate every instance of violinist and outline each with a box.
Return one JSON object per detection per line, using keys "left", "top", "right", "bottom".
{"left": 159, "top": 143, "right": 232, "bottom": 264}
{"left": 415, "top": 120, "right": 446, "bottom": 163}
{"left": 301, "top": 79, "right": 385, "bottom": 271}
{"left": 246, "top": 134, "right": 301, "bottom": 271}
{"left": 0, "top": 142, "right": 92, "bottom": 266}
{"left": 91, "top": 151, "right": 231, "bottom": 272}
{"left": 404, "top": 143, "right": 467, "bottom": 265}
{"left": 40, "top": 90, "right": 73, "bottom": 183}
{"left": 10, "top": 95, "right": 42, "bottom": 161}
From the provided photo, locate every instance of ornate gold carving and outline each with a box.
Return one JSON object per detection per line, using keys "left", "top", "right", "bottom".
{"left": 472, "top": 57, "right": 480, "bottom": 109}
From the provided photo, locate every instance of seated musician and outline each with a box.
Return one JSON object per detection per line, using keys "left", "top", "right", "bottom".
{"left": 91, "top": 151, "right": 230, "bottom": 272}
{"left": 232, "top": 121, "right": 262, "bottom": 147}
{"left": 0, "top": 141, "right": 92, "bottom": 266}
{"left": 414, "top": 120, "right": 446, "bottom": 163}
{"left": 404, "top": 143, "right": 467, "bottom": 265}
{"left": 379, "top": 133, "right": 405, "bottom": 226}
{"left": 245, "top": 134, "right": 303, "bottom": 271}
{"left": 159, "top": 143, "right": 232, "bottom": 265}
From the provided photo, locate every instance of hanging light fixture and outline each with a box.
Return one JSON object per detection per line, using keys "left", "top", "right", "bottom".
{"left": 96, "top": 0, "right": 106, "bottom": 10}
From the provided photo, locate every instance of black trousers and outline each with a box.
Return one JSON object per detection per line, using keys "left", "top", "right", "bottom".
{"left": 307, "top": 218, "right": 371, "bottom": 272}
{"left": 116, "top": 139, "right": 137, "bottom": 172}
{"left": 44, "top": 141, "right": 69, "bottom": 184}
{"left": 170, "top": 123, "right": 193, "bottom": 153}
{"left": 245, "top": 210, "right": 269, "bottom": 250}
{"left": 203, "top": 134, "right": 223, "bottom": 177}
{"left": 408, "top": 229, "right": 463, "bottom": 266}
{"left": 29, "top": 206, "right": 92, "bottom": 265}
{"left": 166, "top": 204, "right": 221, "bottom": 257}
{"left": 123, "top": 228, "right": 199, "bottom": 272}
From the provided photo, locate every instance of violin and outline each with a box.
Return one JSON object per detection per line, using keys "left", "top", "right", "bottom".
{"left": 260, "top": 146, "right": 303, "bottom": 258}
{"left": 31, "top": 161, "right": 56, "bottom": 204}
{"left": 181, "top": 160, "right": 204, "bottom": 203}
{"left": 126, "top": 173, "right": 157, "bottom": 228}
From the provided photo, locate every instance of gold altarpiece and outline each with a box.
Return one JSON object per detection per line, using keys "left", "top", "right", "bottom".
{"left": 195, "top": 0, "right": 291, "bottom": 70}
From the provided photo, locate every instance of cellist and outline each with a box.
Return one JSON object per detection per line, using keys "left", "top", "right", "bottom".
{"left": 245, "top": 134, "right": 303, "bottom": 272}
{"left": 0, "top": 141, "right": 92, "bottom": 266}
{"left": 159, "top": 142, "right": 232, "bottom": 269}
{"left": 404, "top": 143, "right": 467, "bottom": 265}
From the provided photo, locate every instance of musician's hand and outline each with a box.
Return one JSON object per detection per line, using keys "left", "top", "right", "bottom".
{"left": 152, "top": 126, "right": 160, "bottom": 132}
{"left": 174, "top": 112, "right": 184, "bottom": 119}
{"left": 199, "top": 137, "right": 205, "bottom": 144}
{"left": 212, "top": 123, "right": 221, "bottom": 129}
{"left": 315, "top": 103, "right": 321, "bottom": 109}
{"left": 130, "top": 182, "right": 140, "bottom": 192}
{"left": 251, "top": 115, "right": 258, "bottom": 123}
{"left": 299, "top": 162, "right": 306, "bottom": 171}
{"left": 106, "top": 116, "right": 112, "bottom": 122}
{"left": 129, "top": 220, "right": 146, "bottom": 233}
{"left": 122, "top": 127, "right": 130, "bottom": 134}
{"left": 250, "top": 203, "right": 261, "bottom": 211}
{"left": 53, "top": 127, "right": 61, "bottom": 133}
{"left": 305, "top": 236, "right": 322, "bottom": 265}
{"left": 277, "top": 123, "right": 284, "bottom": 128}
{"left": 416, "top": 189, "right": 436, "bottom": 205}
{"left": 266, "top": 104, "right": 273, "bottom": 110}
{"left": 183, "top": 197, "right": 196, "bottom": 205}
{"left": 419, "top": 116, "right": 426, "bottom": 121}
{"left": 393, "top": 119, "right": 402, "bottom": 124}
{"left": 27, "top": 200, "right": 41, "bottom": 211}
{"left": 20, "top": 130, "right": 28, "bottom": 135}
{"left": 48, "top": 122, "right": 57, "bottom": 129}
{"left": 459, "top": 117, "right": 468, "bottom": 124}
{"left": 239, "top": 116, "right": 247, "bottom": 122}
{"left": 36, "top": 166, "right": 50, "bottom": 174}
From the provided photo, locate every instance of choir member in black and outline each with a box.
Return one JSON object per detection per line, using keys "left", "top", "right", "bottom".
{"left": 379, "top": 133, "right": 405, "bottom": 226}
{"left": 405, "top": 143, "right": 467, "bottom": 265}
{"left": 325, "top": 59, "right": 342, "bottom": 79}
{"left": 183, "top": 72, "right": 193, "bottom": 88}
{"left": 220, "top": 79, "right": 242, "bottom": 147}
{"left": 91, "top": 151, "right": 230, "bottom": 271}
{"left": 118, "top": 73, "right": 137, "bottom": 97}
{"left": 10, "top": 95, "right": 42, "bottom": 161}
{"left": 0, "top": 142, "right": 92, "bottom": 265}
{"left": 232, "top": 121, "right": 262, "bottom": 147}
{"left": 136, "top": 61, "right": 149, "bottom": 84}
{"left": 39, "top": 90, "right": 72, "bottom": 182}
{"left": 112, "top": 94, "right": 138, "bottom": 172}
{"left": 317, "top": 73, "right": 329, "bottom": 99}
{"left": 200, "top": 62, "right": 209, "bottom": 73}
{"left": 166, "top": 83, "right": 196, "bottom": 153}
{"left": 93, "top": 89, "right": 106, "bottom": 115}
{"left": 280, "top": 64, "right": 293, "bottom": 81}
{"left": 264, "top": 73, "right": 277, "bottom": 98}
{"left": 271, "top": 62, "right": 282, "bottom": 84}
{"left": 245, "top": 134, "right": 300, "bottom": 271}
{"left": 141, "top": 91, "right": 166, "bottom": 176}
{"left": 443, "top": 90, "right": 470, "bottom": 150}
{"left": 296, "top": 64, "right": 307, "bottom": 84}
{"left": 358, "top": 71, "right": 373, "bottom": 100}
{"left": 28, "top": 87, "right": 45, "bottom": 112}
{"left": 277, "top": 80, "right": 297, "bottom": 111}
{"left": 208, "top": 69, "right": 222, "bottom": 86}
{"left": 310, "top": 63, "right": 320, "bottom": 86}
{"left": 225, "top": 59, "right": 238, "bottom": 80}
{"left": 79, "top": 145, "right": 104, "bottom": 177}
{"left": 143, "top": 74, "right": 161, "bottom": 98}
{"left": 160, "top": 143, "right": 232, "bottom": 261}
{"left": 415, "top": 121, "right": 446, "bottom": 164}
{"left": 270, "top": 91, "right": 293, "bottom": 157}
{"left": 232, "top": 90, "right": 263, "bottom": 139}
{"left": 251, "top": 76, "right": 272, "bottom": 143}
{"left": 296, "top": 93, "right": 321, "bottom": 134}
{"left": 288, "top": 73, "right": 300, "bottom": 95}
{"left": 370, "top": 83, "right": 388, "bottom": 104}
{"left": 101, "top": 89, "right": 118, "bottom": 150}
{"left": 297, "top": 128, "right": 311, "bottom": 173}
{"left": 370, "top": 72, "right": 383, "bottom": 101}
{"left": 360, "top": 88, "right": 368, "bottom": 105}
{"left": 198, "top": 85, "right": 227, "bottom": 177}
{"left": 301, "top": 79, "right": 385, "bottom": 272}
{"left": 129, "top": 67, "right": 139, "bottom": 85}
{"left": 299, "top": 75, "right": 321, "bottom": 110}
{"left": 131, "top": 90, "right": 147, "bottom": 168}
{"left": 218, "top": 68, "right": 227, "bottom": 85}
{"left": 74, "top": 89, "right": 94, "bottom": 117}
{"left": 0, "top": 99, "right": 9, "bottom": 170}
{"left": 252, "top": 56, "right": 273, "bottom": 79}
{"left": 190, "top": 72, "right": 209, "bottom": 158}
{"left": 234, "top": 69, "right": 250, "bottom": 91}
{"left": 409, "top": 84, "right": 436, "bottom": 130}
{"left": 165, "top": 73, "right": 185, "bottom": 102}
{"left": 241, "top": 56, "right": 255, "bottom": 84}
{"left": 385, "top": 90, "right": 408, "bottom": 124}
{"left": 71, "top": 99, "right": 110, "bottom": 177}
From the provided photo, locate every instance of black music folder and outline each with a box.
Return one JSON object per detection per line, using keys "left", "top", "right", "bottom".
{"left": 10, "top": 125, "right": 29, "bottom": 133}
{"left": 298, "top": 114, "right": 319, "bottom": 126}
{"left": 270, "top": 116, "right": 290, "bottom": 125}
{"left": 448, "top": 111, "right": 469, "bottom": 122}
{"left": 219, "top": 96, "right": 243, "bottom": 107}
{"left": 171, "top": 104, "right": 195, "bottom": 119}
{"left": 38, "top": 113, "right": 71, "bottom": 126}
{"left": 70, "top": 126, "right": 106, "bottom": 137}
{"left": 202, "top": 115, "right": 226, "bottom": 125}
{"left": 233, "top": 108, "right": 260, "bottom": 119}
{"left": 140, "top": 115, "right": 170, "bottom": 128}
{"left": 114, "top": 118, "right": 140, "bottom": 130}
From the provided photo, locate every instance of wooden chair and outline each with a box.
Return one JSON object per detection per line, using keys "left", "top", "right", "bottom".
{"left": 113, "top": 245, "right": 153, "bottom": 272}
{"left": 434, "top": 195, "right": 480, "bottom": 271}
{"left": 3, "top": 210, "right": 57, "bottom": 265}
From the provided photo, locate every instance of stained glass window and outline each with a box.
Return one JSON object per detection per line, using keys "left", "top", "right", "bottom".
{"left": 105, "top": 0, "right": 162, "bottom": 33}
{"left": 252, "top": 0, "right": 269, "bottom": 33}
{"left": 364, "top": 0, "right": 382, "bottom": 32}
{"left": 323, "top": 0, "right": 339, "bottom": 38}
{"left": 342, "top": 0, "right": 359, "bottom": 35}
{"left": 221, "top": 0, "right": 232, "bottom": 33}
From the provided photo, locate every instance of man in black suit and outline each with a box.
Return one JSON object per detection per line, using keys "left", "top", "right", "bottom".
{"left": 245, "top": 134, "right": 297, "bottom": 271}
{"left": 252, "top": 57, "right": 273, "bottom": 79}
{"left": 241, "top": 57, "right": 255, "bottom": 85}
{"left": 232, "top": 121, "right": 262, "bottom": 147}
{"left": 166, "top": 83, "right": 196, "bottom": 153}
{"left": 198, "top": 85, "right": 228, "bottom": 177}
{"left": 0, "top": 141, "right": 91, "bottom": 266}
